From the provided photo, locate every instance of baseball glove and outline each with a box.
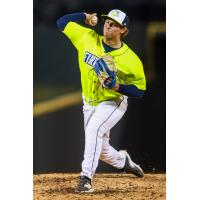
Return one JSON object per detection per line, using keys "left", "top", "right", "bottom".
{"left": 94, "top": 55, "right": 117, "bottom": 89}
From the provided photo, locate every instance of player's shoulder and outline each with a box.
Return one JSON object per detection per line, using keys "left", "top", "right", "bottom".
{"left": 122, "top": 42, "right": 143, "bottom": 64}
{"left": 122, "top": 42, "right": 138, "bottom": 56}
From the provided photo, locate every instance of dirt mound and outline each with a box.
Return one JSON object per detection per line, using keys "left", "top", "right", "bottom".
{"left": 34, "top": 173, "right": 166, "bottom": 200}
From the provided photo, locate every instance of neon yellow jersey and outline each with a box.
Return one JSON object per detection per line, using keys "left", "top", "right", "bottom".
{"left": 63, "top": 22, "right": 146, "bottom": 106}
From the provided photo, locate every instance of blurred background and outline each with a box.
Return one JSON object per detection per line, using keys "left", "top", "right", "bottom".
{"left": 33, "top": 0, "right": 166, "bottom": 174}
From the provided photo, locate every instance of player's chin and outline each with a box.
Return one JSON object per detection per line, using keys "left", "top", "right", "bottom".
{"left": 104, "top": 32, "right": 113, "bottom": 39}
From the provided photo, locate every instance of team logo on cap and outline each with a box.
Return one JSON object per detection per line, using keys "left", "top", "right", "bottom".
{"left": 110, "top": 10, "right": 120, "bottom": 17}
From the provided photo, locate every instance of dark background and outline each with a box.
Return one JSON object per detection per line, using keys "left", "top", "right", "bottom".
{"left": 33, "top": 0, "right": 166, "bottom": 174}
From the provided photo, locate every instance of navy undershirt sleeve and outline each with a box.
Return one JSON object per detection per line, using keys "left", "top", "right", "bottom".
{"left": 56, "top": 12, "right": 86, "bottom": 30}
{"left": 118, "top": 84, "right": 144, "bottom": 98}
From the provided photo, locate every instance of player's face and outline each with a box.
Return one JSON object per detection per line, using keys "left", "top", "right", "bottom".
{"left": 103, "top": 19, "right": 123, "bottom": 39}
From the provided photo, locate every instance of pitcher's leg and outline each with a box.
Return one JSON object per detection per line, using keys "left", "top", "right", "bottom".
{"left": 83, "top": 102, "right": 95, "bottom": 131}
{"left": 100, "top": 133, "right": 126, "bottom": 169}
{"left": 81, "top": 99, "right": 127, "bottom": 179}
{"left": 81, "top": 113, "right": 105, "bottom": 179}
{"left": 100, "top": 136, "right": 144, "bottom": 177}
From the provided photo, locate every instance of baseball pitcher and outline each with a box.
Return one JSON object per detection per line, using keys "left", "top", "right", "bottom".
{"left": 56, "top": 9, "right": 146, "bottom": 193}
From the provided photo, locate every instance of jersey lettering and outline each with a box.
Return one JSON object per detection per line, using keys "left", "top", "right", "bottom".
{"left": 84, "top": 51, "right": 99, "bottom": 67}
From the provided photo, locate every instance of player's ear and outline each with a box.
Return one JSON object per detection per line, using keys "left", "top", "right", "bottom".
{"left": 120, "top": 27, "right": 127, "bottom": 34}
{"left": 120, "top": 27, "right": 129, "bottom": 39}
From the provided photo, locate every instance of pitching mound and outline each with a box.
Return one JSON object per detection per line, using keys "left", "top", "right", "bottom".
{"left": 34, "top": 173, "right": 166, "bottom": 200}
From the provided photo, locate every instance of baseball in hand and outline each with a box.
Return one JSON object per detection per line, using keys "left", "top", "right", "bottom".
{"left": 90, "top": 16, "right": 98, "bottom": 26}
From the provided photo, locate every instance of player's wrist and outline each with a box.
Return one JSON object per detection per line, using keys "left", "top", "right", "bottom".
{"left": 111, "top": 83, "right": 120, "bottom": 91}
{"left": 84, "top": 13, "right": 89, "bottom": 24}
{"left": 84, "top": 13, "right": 88, "bottom": 18}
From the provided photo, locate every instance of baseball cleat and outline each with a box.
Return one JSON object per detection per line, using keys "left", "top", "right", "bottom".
{"left": 75, "top": 176, "right": 94, "bottom": 193}
{"left": 121, "top": 150, "right": 144, "bottom": 177}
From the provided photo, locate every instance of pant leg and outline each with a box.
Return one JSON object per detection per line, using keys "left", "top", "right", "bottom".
{"left": 100, "top": 132, "right": 126, "bottom": 169}
{"left": 81, "top": 96, "right": 127, "bottom": 179}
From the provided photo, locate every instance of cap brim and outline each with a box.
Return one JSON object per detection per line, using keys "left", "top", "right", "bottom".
{"left": 101, "top": 14, "right": 123, "bottom": 27}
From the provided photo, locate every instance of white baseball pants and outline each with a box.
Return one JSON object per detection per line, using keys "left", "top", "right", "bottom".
{"left": 81, "top": 96, "right": 128, "bottom": 179}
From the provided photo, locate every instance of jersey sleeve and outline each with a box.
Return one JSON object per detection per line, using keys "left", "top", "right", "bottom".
{"left": 118, "top": 50, "right": 146, "bottom": 91}
{"left": 128, "top": 59, "right": 146, "bottom": 91}
{"left": 62, "top": 22, "right": 94, "bottom": 51}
